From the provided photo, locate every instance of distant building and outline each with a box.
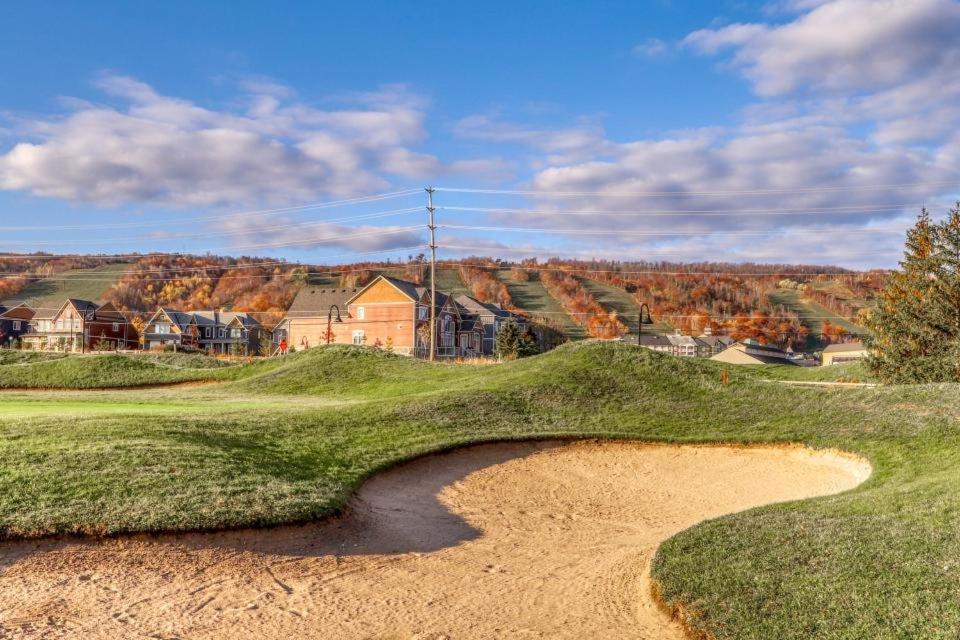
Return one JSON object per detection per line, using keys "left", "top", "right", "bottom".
{"left": 696, "top": 327, "right": 735, "bottom": 356}
{"left": 143, "top": 308, "right": 265, "bottom": 355}
{"left": 709, "top": 339, "right": 797, "bottom": 365}
{"left": 822, "top": 341, "right": 869, "bottom": 365}
{"left": 279, "top": 275, "right": 528, "bottom": 358}
{"left": 0, "top": 303, "right": 35, "bottom": 348}
{"left": 22, "top": 299, "right": 138, "bottom": 352}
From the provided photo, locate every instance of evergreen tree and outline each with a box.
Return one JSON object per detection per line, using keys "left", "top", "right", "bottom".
{"left": 865, "top": 207, "right": 960, "bottom": 382}
{"left": 517, "top": 329, "right": 540, "bottom": 358}
{"left": 495, "top": 320, "right": 522, "bottom": 360}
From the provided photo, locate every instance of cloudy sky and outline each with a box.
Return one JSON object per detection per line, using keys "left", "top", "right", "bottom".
{"left": 1, "top": 0, "right": 959, "bottom": 268}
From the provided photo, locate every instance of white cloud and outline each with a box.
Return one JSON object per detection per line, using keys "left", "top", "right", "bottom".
{"left": 0, "top": 75, "right": 497, "bottom": 207}
{"left": 684, "top": 0, "right": 960, "bottom": 97}
{"left": 221, "top": 216, "right": 424, "bottom": 253}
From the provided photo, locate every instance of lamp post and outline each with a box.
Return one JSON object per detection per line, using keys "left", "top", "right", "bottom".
{"left": 637, "top": 303, "right": 653, "bottom": 344}
{"left": 326, "top": 305, "right": 342, "bottom": 344}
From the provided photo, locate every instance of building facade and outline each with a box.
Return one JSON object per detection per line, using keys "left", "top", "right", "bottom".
{"left": 0, "top": 304, "right": 35, "bottom": 348}
{"left": 22, "top": 299, "right": 138, "bottom": 352}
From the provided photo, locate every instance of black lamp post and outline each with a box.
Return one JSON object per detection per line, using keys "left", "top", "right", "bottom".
{"left": 326, "top": 305, "right": 342, "bottom": 344}
{"left": 637, "top": 303, "right": 653, "bottom": 344}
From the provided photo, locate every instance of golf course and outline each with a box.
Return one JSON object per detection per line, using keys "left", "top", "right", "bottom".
{"left": 1, "top": 342, "right": 957, "bottom": 638}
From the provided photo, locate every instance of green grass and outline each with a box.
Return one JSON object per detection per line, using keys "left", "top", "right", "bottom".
{"left": 579, "top": 277, "right": 675, "bottom": 335}
{"left": 497, "top": 269, "right": 586, "bottom": 339}
{"left": 1, "top": 263, "right": 131, "bottom": 309}
{"left": 768, "top": 287, "right": 867, "bottom": 348}
{"left": 2, "top": 342, "right": 960, "bottom": 638}
{"left": 432, "top": 268, "right": 473, "bottom": 296}
{"left": 753, "top": 360, "right": 875, "bottom": 383}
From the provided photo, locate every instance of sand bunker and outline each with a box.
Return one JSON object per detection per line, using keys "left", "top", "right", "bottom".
{"left": 0, "top": 441, "right": 869, "bottom": 639}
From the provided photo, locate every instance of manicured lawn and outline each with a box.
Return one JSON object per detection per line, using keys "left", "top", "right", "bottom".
{"left": 1, "top": 342, "right": 958, "bottom": 638}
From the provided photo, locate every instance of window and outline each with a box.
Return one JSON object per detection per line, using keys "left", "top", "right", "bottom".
{"left": 418, "top": 306, "right": 428, "bottom": 320}
{"left": 352, "top": 330, "right": 365, "bottom": 345}
{"left": 357, "top": 306, "right": 365, "bottom": 320}
{"left": 219, "top": 328, "right": 226, "bottom": 338}
{"left": 205, "top": 327, "right": 211, "bottom": 338}
{"left": 112, "top": 322, "right": 119, "bottom": 332}
{"left": 231, "top": 328, "right": 241, "bottom": 338}
{"left": 12, "top": 321, "right": 20, "bottom": 330}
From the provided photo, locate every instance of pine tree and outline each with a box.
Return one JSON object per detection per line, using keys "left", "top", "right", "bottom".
{"left": 495, "top": 320, "right": 522, "bottom": 360}
{"left": 865, "top": 208, "right": 957, "bottom": 382}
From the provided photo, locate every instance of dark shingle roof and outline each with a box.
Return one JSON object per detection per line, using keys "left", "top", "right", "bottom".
{"left": 286, "top": 287, "right": 359, "bottom": 318}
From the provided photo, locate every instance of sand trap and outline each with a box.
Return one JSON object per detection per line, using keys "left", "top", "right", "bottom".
{"left": 0, "top": 441, "right": 869, "bottom": 639}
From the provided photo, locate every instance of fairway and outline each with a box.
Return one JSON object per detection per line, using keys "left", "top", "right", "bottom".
{"left": 497, "top": 269, "right": 586, "bottom": 339}
{"left": 0, "top": 263, "right": 131, "bottom": 309}
{"left": 768, "top": 287, "right": 867, "bottom": 346}
{"left": 1, "top": 343, "right": 959, "bottom": 639}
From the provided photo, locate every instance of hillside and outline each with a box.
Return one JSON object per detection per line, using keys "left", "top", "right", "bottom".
{"left": 496, "top": 269, "right": 586, "bottom": 340}
{"left": 1, "top": 263, "right": 131, "bottom": 310}
{"left": 0, "top": 253, "right": 880, "bottom": 345}
{"left": 767, "top": 287, "right": 868, "bottom": 348}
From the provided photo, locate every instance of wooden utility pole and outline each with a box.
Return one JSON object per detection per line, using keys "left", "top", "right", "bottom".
{"left": 426, "top": 186, "right": 437, "bottom": 361}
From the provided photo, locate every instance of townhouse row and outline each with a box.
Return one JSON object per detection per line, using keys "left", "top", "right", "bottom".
{"left": 0, "top": 275, "right": 530, "bottom": 359}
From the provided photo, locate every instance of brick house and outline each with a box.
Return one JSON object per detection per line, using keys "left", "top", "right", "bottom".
{"left": 0, "top": 303, "right": 35, "bottom": 348}
{"left": 22, "top": 299, "right": 138, "bottom": 352}
{"left": 281, "top": 275, "right": 497, "bottom": 358}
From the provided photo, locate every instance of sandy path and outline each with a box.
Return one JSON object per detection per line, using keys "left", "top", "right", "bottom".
{"left": 0, "top": 441, "right": 869, "bottom": 639}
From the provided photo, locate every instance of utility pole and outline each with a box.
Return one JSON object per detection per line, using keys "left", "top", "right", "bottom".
{"left": 426, "top": 186, "right": 437, "bottom": 361}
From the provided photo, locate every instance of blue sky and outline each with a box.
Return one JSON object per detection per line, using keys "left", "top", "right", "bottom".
{"left": 2, "top": 0, "right": 959, "bottom": 268}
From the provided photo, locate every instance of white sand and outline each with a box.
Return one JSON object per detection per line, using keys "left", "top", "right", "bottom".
{"left": 0, "top": 441, "right": 870, "bottom": 639}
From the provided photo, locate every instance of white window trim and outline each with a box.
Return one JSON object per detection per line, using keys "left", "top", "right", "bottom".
{"left": 357, "top": 306, "right": 365, "bottom": 320}
{"left": 112, "top": 322, "right": 120, "bottom": 332}
{"left": 352, "top": 329, "right": 365, "bottom": 345}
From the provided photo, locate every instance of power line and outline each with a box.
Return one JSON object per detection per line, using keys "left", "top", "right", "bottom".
{"left": 435, "top": 181, "right": 960, "bottom": 198}
{"left": 441, "top": 224, "right": 905, "bottom": 236}
{"left": 440, "top": 204, "right": 921, "bottom": 217}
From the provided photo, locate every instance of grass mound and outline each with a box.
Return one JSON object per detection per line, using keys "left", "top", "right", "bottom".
{"left": 0, "top": 351, "right": 67, "bottom": 365}
{"left": 0, "top": 353, "right": 224, "bottom": 388}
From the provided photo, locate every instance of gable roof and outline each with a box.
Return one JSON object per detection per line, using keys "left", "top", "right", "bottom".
{"left": 67, "top": 298, "right": 98, "bottom": 316}
{"left": 0, "top": 303, "right": 35, "bottom": 321}
{"left": 286, "top": 287, "right": 359, "bottom": 318}
{"left": 344, "top": 274, "right": 424, "bottom": 307}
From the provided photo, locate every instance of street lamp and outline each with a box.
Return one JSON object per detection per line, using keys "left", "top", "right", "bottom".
{"left": 637, "top": 303, "right": 654, "bottom": 344}
{"left": 326, "top": 305, "right": 343, "bottom": 344}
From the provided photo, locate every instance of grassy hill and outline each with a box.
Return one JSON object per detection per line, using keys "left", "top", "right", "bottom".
{"left": 1, "top": 343, "right": 960, "bottom": 637}
{"left": 768, "top": 287, "right": 867, "bottom": 348}
{"left": 1, "top": 263, "right": 131, "bottom": 310}
{"left": 496, "top": 269, "right": 586, "bottom": 340}
{"left": 579, "top": 278, "right": 676, "bottom": 336}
